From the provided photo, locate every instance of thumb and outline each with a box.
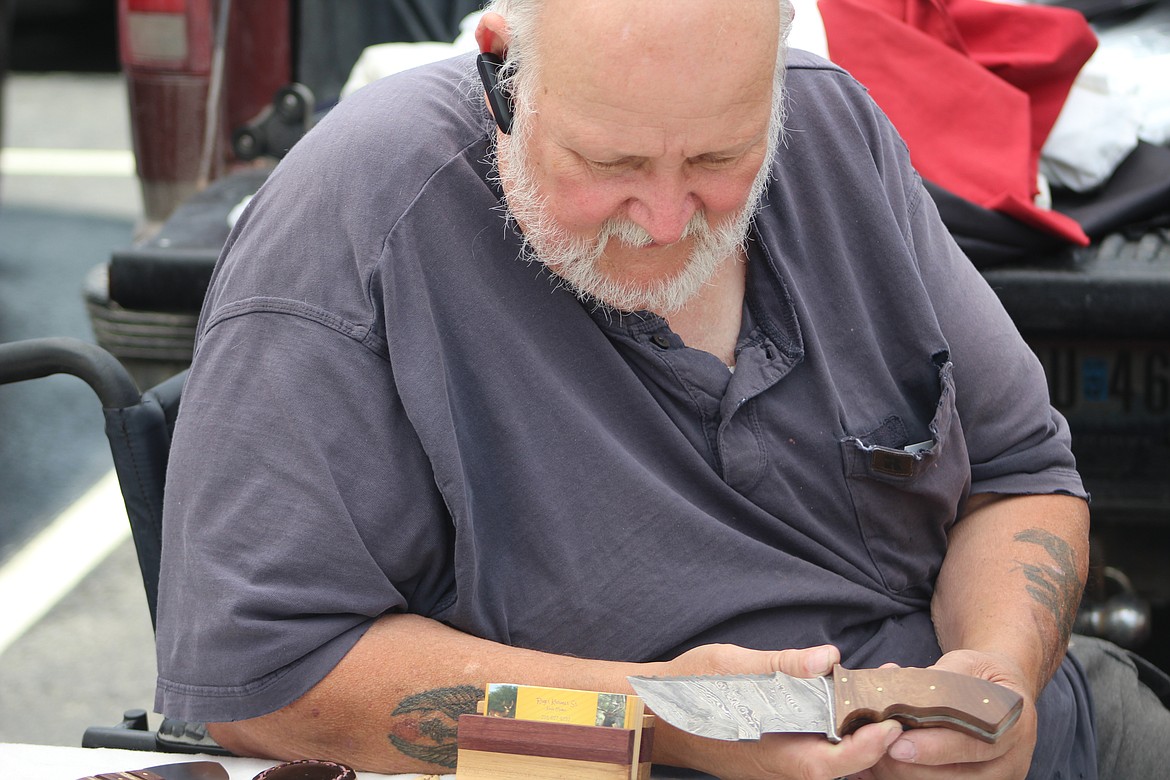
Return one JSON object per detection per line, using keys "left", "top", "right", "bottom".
{"left": 769, "top": 644, "right": 840, "bottom": 678}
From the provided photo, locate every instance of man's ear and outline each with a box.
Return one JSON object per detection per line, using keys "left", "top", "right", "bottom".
{"left": 475, "top": 12, "right": 510, "bottom": 59}
{"left": 475, "top": 12, "right": 515, "bottom": 135}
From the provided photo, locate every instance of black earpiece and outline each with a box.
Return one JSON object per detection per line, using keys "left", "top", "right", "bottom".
{"left": 477, "top": 52, "right": 515, "bottom": 135}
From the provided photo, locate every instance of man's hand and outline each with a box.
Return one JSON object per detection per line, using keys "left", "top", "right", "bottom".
{"left": 874, "top": 491, "right": 1089, "bottom": 780}
{"left": 650, "top": 643, "right": 904, "bottom": 780}
{"left": 854, "top": 650, "right": 1037, "bottom": 780}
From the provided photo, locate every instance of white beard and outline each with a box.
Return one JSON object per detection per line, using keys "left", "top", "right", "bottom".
{"left": 495, "top": 130, "right": 773, "bottom": 314}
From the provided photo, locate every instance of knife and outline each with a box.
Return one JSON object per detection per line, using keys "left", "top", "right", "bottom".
{"left": 76, "top": 760, "right": 228, "bottom": 780}
{"left": 628, "top": 665, "right": 1022, "bottom": 743}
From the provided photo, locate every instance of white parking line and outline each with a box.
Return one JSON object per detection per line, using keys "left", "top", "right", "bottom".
{"left": 0, "top": 471, "right": 130, "bottom": 657}
{"left": 0, "top": 148, "right": 136, "bottom": 177}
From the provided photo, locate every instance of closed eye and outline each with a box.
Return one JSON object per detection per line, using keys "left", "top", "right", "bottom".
{"left": 583, "top": 156, "right": 643, "bottom": 173}
{"left": 690, "top": 153, "right": 742, "bottom": 169}
{"left": 578, "top": 148, "right": 752, "bottom": 174}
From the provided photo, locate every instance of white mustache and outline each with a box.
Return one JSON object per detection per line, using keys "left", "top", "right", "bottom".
{"left": 597, "top": 211, "right": 711, "bottom": 250}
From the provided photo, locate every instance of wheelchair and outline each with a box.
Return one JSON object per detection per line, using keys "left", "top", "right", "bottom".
{"left": 0, "top": 336, "right": 226, "bottom": 755}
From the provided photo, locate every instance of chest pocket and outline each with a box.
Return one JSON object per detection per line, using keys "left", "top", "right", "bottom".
{"left": 839, "top": 359, "right": 970, "bottom": 595}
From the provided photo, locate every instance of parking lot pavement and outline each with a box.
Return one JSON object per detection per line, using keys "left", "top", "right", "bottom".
{"left": 1, "top": 71, "right": 158, "bottom": 747}
{"left": 1, "top": 72, "right": 142, "bottom": 559}
{"left": 0, "top": 530, "right": 157, "bottom": 746}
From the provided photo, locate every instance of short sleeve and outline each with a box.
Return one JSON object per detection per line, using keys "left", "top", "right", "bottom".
{"left": 908, "top": 180, "right": 1087, "bottom": 499}
{"left": 154, "top": 305, "right": 454, "bottom": 723}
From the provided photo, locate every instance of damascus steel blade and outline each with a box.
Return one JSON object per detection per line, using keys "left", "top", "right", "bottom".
{"left": 629, "top": 672, "right": 838, "bottom": 741}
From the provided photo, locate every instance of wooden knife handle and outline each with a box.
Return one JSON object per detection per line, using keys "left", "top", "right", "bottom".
{"left": 831, "top": 665, "right": 1023, "bottom": 743}
{"left": 75, "top": 761, "right": 228, "bottom": 780}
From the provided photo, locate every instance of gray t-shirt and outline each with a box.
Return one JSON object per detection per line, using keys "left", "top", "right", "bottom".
{"left": 155, "top": 51, "right": 1094, "bottom": 777}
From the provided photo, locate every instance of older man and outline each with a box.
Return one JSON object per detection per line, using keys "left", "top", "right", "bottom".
{"left": 154, "top": 0, "right": 1110, "bottom": 777}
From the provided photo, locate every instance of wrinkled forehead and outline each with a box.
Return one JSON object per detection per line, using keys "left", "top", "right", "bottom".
{"left": 528, "top": 0, "right": 781, "bottom": 129}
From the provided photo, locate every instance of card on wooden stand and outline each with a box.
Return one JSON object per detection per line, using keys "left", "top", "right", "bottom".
{"left": 456, "top": 683, "right": 654, "bottom": 779}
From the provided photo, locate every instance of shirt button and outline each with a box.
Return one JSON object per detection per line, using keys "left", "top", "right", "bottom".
{"left": 652, "top": 334, "right": 671, "bottom": 349}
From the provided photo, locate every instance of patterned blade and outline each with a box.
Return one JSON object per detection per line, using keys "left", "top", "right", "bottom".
{"left": 628, "top": 672, "right": 838, "bottom": 741}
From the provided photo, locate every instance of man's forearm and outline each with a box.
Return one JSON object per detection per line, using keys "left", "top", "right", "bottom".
{"left": 208, "top": 613, "right": 649, "bottom": 774}
{"left": 931, "top": 492, "right": 1090, "bottom": 696}
{"left": 208, "top": 617, "right": 907, "bottom": 779}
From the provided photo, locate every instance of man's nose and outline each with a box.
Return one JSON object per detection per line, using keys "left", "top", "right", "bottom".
{"left": 625, "top": 172, "right": 700, "bottom": 245}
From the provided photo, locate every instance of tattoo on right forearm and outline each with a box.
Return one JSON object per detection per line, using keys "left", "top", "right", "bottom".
{"left": 386, "top": 685, "right": 481, "bottom": 769}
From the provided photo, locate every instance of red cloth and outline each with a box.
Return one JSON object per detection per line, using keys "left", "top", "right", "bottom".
{"left": 818, "top": 0, "right": 1097, "bottom": 245}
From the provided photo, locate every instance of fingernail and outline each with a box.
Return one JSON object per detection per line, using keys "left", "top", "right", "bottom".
{"left": 888, "top": 736, "right": 916, "bottom": 762}
{"left": 806, "top": 646, "right": 833, "bottom": 676}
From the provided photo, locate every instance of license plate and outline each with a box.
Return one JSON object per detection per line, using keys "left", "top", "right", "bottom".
{"left": 1034, "top": 341, "right": 1170, "bottom": 419}
{"left": 1030, "top": 340, "right": 1170, "bottom": 516}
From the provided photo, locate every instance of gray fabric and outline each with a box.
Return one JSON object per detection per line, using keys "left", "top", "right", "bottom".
{"left": 1070, "top": 635, "right": 1170, "bottom": 779}
{"left": 154, "top": 51, "right": 1093, "bottom": 778}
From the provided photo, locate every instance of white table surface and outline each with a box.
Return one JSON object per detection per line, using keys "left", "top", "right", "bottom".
{"left": 0, "top": 743, "right": 455, "bottom": 780}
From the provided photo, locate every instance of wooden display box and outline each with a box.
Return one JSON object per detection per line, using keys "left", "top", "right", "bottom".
{"left": 455, "top": 713, "right": 656, "bottom": 779}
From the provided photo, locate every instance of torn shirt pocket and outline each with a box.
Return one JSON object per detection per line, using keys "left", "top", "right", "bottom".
{"left": 839, "top": 359, "right": 971, "bottom": 595}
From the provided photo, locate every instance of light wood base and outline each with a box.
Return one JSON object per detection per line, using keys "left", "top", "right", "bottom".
{"left": 457, "top": 749, "right": 650, "bottom": 779}
{"left": 455, "top": 714, "right": 654, "bottom": 780}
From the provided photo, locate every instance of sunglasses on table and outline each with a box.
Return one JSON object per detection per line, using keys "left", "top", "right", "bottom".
{"left": 78, "top": 758, "right": 359, "bottom": 780}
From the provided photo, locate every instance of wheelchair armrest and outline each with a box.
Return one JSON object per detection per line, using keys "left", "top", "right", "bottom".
{"left": 82, "top": 709, "right": 232, "bottom": 756}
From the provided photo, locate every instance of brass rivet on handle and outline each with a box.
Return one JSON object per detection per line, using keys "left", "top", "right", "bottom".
{"left": 983, "top": 698, "right": 990, "bottom": 704}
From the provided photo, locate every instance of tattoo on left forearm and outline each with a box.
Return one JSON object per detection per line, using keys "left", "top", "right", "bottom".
{"left": 386, "top": 685, "right": 481, "bottom": 769}
{"left": 1013, "top": 528, "right": 1083, "bottom": 651}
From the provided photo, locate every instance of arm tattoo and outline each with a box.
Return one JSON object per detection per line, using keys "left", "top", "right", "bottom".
{"left": 1013, "top": 528, "right": 1083, "bottom": 654}
{"left": 386, "top": 685, "right": 481, "bottom": 769}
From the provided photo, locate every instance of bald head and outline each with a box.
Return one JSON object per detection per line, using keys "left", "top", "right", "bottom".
{"left": 481, "top": 0, "right": 793, "bottom": 138}
{"left": 549, "top": 0, "right": 780, "bottom": 130}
